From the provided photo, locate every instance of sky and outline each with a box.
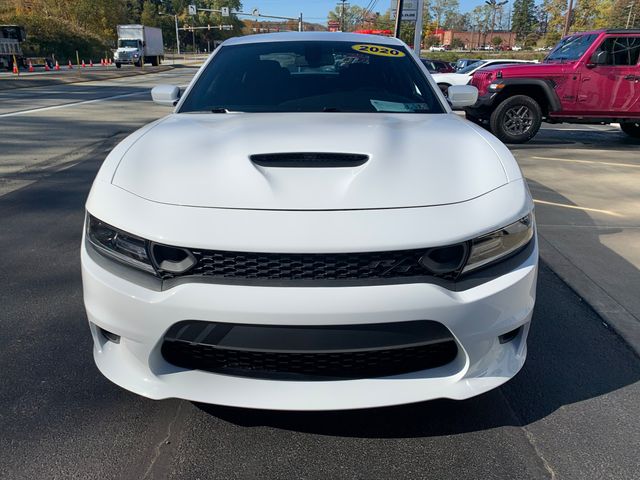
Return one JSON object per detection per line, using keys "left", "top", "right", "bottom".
{"left": 243, "top": 0, "right": 491, "bottom": 25}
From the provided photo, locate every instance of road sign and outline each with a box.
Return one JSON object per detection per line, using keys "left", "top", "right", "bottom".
{"left": 390, "top": 0, "right": 418, "bottom": 21}
{"left": 188, "top": 4, "right": 197, "bottom": 15}
{"left": 221, "top": 7, "right": 230, "bottom": 17}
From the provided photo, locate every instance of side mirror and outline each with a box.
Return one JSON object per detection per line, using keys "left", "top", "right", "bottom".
{"left": 447, "top": 85, "right": 478, "bottom": 109}
{"left": 151, "top": 84, "right": 180, "bottom": 106}
{"left": 587, "top": 50, "right": 608, "bottom": 68}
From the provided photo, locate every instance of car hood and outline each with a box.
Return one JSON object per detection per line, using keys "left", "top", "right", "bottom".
{"left": 431, "top": 73, "right": 469, "bottom": 83}
{"left": 480, "top": 61, "right": 568, "bottom": 76}
{"left": 111, "top": 112, "right": 509, "bottom": 210}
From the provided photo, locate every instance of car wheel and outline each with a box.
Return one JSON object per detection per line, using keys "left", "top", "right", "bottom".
{"left": 620, "top": 121, "right": 640, "bottom": 139}
{"left": 115, "top": 62, "right": 121, "bottom": 69}
{"left": 438, "top": 83, "right": 450, "bottom": 97}
{"left": 489, "top": 95, "right": 542, "bottom": 144}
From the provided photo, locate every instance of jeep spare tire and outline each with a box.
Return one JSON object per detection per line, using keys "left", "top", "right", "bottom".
{"left": 490, "top": 95, "right": 542, "bottom": 144}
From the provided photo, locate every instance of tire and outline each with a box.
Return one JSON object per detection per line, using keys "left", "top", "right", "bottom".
{"left": 151, "top": 56, "right": 158, "bottom": 67}
{"left": 438, "top": 83, "right": 451, "bottom": 97}
{"left": 115, "top": 62, "right": 121, "bottom": 69}
{"left": 620, "top": 121, "right": 640, "bottom": 139}
{"left": 134, "top": 59, "right": 142, "bottom": 67}
{"left": 489, "top": 95, "right": 542, "bottom": 144}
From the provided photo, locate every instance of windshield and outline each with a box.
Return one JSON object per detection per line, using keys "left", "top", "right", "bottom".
{"left": 179, "top": 41, "right": 445, "bottom": 114}
{"left": 545, "top": 34, "right": 598, "bottom": 62}
{"left": 118, "top": 39, "right": 139, "bottom": 48}
{"left": 458, "top": 60, "right": 487, "bottom": 74}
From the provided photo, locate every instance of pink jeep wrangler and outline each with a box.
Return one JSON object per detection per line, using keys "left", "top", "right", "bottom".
{"left": 465, "top": 29, "right": 640, "bottom": 143}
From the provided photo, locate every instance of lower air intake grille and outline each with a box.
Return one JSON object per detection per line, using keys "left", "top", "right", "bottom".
{"left": 161, "top": 320, "right": 458, "bottom": 380}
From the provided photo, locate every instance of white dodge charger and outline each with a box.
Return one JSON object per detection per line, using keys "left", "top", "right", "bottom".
{"left": 82, "top": 32, "right": 537, "bottom": 410}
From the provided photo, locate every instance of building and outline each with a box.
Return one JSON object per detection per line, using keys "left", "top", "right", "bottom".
{"left": 436, "top": 30, "right": 517, "bottom": 49}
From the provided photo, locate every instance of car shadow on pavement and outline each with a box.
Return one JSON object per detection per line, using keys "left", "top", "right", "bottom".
{"left": 196, "top": 180, "right": 640, "bottom": 439}
{"left": 514, "top": 125, "right": 640, "bottom": 149}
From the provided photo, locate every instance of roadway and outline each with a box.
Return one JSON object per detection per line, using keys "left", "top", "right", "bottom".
{"left": 1, "top": 67, "right": 639, "bottom": 480}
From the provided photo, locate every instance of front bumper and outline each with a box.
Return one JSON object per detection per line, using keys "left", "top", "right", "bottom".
{"left": 113, "top": 57, "right": 139, "bottom": 64}
{"left": 82, "top": 234, "right": 538, "bottom": 410}
{"left": 464, "top": 92, "right": 500, "bottom": 117}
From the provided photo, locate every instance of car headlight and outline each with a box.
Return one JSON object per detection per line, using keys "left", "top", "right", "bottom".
{"left": 86, "top": 215, "right": 155, "bottom": 274}
{"left": 86, "top": 215, "right": 197, "bottom": 276}
{"left": 462, "top": 213, "right": 534, "bottom": 273}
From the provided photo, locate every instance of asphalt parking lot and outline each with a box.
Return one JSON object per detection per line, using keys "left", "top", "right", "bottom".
{"left": 1, "top": 67, "right": 639, "bottom": 479}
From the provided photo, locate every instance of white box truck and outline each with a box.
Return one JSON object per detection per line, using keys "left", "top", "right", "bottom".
{"left": 114, "top": 25, "right": 164, "bottom": 68}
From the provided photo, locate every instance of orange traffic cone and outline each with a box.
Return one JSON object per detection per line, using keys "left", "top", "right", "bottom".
{"left": 68, "top": 60, "right": 73, "bottom": 69}
{"left": 89, "top": 59, "right": 94, "bottom": 67}
{"left": 55, "top": 60, "right": 60, "bottom": 71}
{"left": 12, "top": 62, "right": 19, "bottom": 74}
{"left": 28, "top": 60, "right": 34, "bottom": 72}
{"left": 81, "top": 60, "right": 86, "bottom": 68}
{"left": 108, "top": 58, "right": 112, "bottom": 66}
{"left": 100, "top": 58, "right": 104, "bottom": 66}
{"left": 44, "top": 62, "right": 50, "bottom": 71}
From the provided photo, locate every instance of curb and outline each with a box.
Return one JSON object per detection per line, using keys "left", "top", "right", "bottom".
{"left": 538, "top": 234, "right": 640, "bottom": 357}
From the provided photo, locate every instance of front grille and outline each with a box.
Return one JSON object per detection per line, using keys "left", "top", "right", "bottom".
{"left": 156, "top": 246, "right": 466, "bottom": 285}
{"left": 470, "top": 71, "right": 492, "bottom": 92}
{"left": 161, "top": 320, "right": 458, "bottom": 380}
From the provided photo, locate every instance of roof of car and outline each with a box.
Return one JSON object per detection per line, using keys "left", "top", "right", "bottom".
{"left": 564, "top": 28, "right": 640, "bottom": 35}
{"left": 482, "top": 59, "right": 532, "bottom": 63}
{"left": 223, "top": 32, "right": 405, "bottom": 47}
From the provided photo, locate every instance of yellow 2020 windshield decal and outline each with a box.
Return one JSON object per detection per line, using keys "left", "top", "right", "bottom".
{"left": 351, "top": 44, "right": 405, "bottom": 57}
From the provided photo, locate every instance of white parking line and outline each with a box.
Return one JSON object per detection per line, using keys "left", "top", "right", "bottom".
{"left": 530, "top": 156, "right": 640, "bottom": 169}
{"left": 533, "top": 199, "right": 622, "bottom": 217}
{"left": 0, "top": 91, "right": 147, "bottom": 118}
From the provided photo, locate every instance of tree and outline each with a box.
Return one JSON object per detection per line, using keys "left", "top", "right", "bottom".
{"left": 492, "top": 35, "right": 503, "bottom": 47}
{"left": 469, "top": 5, "right": 492, "bottom": 48}
{"left": 445, "top": 12, "right": 470, "bottom": 30}
{"left": 451, "top": 37, "right": 465, "bottom": 48}
{"left": 543, "top": 0, "right": 567, "bottom": 38}
{"left": 140, "top": 0, "right": 160, "bottom": 27}
{"left": 430, "top": 0, "right": 459, "bottom": 30}
{"left": 511, "top": 0, "right": 536, "bottom": 41}
{"left": 327, "top": 4, "right": 367, "bottom": 31}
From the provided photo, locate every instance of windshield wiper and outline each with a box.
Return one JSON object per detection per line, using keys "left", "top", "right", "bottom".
{"left": 210, "top": 107, "right": 230, "bottom": 113}
{"left": 322, "top": 107, "right": 341, "bottom": 112}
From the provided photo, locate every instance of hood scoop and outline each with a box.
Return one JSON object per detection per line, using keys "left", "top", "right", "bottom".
{"left": 250, "top": 152, "right": 369, "bottom": 168}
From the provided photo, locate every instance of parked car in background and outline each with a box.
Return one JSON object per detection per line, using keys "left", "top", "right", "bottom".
{"left": 433, "top": 59, "right": 533, "bottom": 96}
{"left": 420, "top": 58, "right": 456, "bottom": 73}
{"left": 465, "top": 29, "right": 640, "bottom": 143}
{"left": 512, "top": 45, "right": 523, "bottom": 51}
{"left": 455, "top": 58, "right": 481, "bottom": 71}
{"left": 429, "top": 44, "right": 447, "bottom": 52}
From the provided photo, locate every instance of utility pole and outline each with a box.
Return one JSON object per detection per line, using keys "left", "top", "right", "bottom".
{"left": 563, "top": 0, "right": 574, "bottom": 36}
{"left": 627, "top": 1, "right": 635, "bottom": 29}
{"left": 485, "top": 0, "right": 508, "bottom": 43}
{"left": 159, "top": 12, "right": 180, "bottom": 55}
{"left": 413, "top": 0, "right": 424, "bottom": 55}
{"left": 338, "top": 0, "right": 348, "bottom": 32}
{"left": 394, "top": 0, "right": 404, "bottom": 38}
